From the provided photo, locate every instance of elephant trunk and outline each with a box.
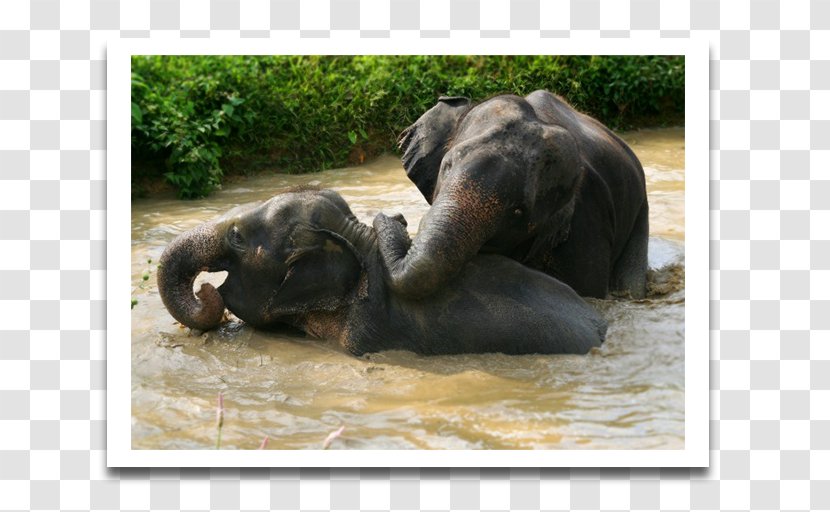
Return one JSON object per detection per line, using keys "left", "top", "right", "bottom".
{"left": 157, "top": 222, "right": 227, "bottom": 331}
{"left": 374, "top": 181, "right": 501, "bottom": 299}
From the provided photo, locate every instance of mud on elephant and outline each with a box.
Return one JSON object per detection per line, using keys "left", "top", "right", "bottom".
{"left": 157, "top": 188, "right": 607, "bottom": 356}
{"left": 374, "top": 90, "right": 649, "bottom": 300}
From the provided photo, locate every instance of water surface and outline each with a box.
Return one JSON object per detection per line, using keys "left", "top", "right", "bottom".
{"left": 130, "top": 127, "right": 685, "bottom": 450}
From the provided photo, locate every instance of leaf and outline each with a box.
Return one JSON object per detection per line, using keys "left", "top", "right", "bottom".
{"left": 131, "top": 102, "right": 143, "bottom": 125}
{"left": 222, "top": 104, "right": 234, "bottom": 117}
{"left": 130, "top": 72, "right": 148, "bottom": 90}
{"left": 347, "top": 130, "right": 357, "bottom": 145}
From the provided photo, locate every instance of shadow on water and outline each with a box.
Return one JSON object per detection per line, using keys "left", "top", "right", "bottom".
{"left": 130, "top": 128, "right": 686, "bottom": 450}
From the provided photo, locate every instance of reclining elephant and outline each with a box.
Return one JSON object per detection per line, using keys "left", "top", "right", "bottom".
{"left": 157, "top": 188, "right": 607, "bottom": 356}
{"left": 374, "top": 90, "right": 648, "bottom": 300}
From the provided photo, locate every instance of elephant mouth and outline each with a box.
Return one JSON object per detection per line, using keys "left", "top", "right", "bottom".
{"left": 194, "top": 270, "right": 229, "bottom": 313}
{"left": 210, "top": 272, "right": 272, "bottom": 328}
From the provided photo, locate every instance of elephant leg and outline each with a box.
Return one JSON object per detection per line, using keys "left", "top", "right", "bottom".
{"left": 549, "top": 242, "right": 612, "bottom": 299}
{"left": 610, "top": 202, "right": 649, "bottom": 299}
{"left": 532, "top": 190, "right": 614, "bottom": 298}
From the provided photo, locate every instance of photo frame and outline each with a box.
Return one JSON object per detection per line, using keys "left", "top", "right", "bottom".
{"left": 109, "top": 38, "right": 709, "bottom": 467}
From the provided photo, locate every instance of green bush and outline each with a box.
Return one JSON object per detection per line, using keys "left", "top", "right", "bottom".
{"left": 131, "top": 55, "right": 684, "bottom": 198}
{"left": 131, "top": 61, "right": 254, "bottom": 198}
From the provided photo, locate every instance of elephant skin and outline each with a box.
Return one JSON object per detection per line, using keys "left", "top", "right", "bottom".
{"left": 157, "top": 188, "right": 607, "bottom": 356}
{"left": 375, "top": 90, "right": 649, "bottom": 300}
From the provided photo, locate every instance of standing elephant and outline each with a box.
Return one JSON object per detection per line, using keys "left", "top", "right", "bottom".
{"left": 157, "top": 188, "right": 606, "bottom": 356}
{"left": 374, "top": 90, "right": 648, "bottom": 299}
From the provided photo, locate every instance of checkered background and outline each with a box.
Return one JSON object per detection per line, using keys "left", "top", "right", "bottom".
{"left": 0, "top": 0, "right": 826, "bottom": 509}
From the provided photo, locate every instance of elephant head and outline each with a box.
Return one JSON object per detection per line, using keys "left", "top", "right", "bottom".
{"left": 157, "top": 188, "right": 370, "bottom": 330}
{"left": 376, "top": 93, "right": 585, "bottom": 298}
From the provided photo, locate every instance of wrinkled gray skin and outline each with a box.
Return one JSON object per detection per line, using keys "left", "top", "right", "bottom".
{"left": 374, "top": 90, "right": 649, "bottom": 300}
{"left": 157, "top": 188, "right": 607, "bottom": 356}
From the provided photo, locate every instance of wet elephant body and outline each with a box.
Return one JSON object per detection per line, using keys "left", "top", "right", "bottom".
{"left": 378, "top": 90, "right": 649, "bottom": 300}
{"left": 157, "top": 188, "right": 606, "bottom": 356}
{"left": 345, "top": 254, "right": 606, "bottom": 356}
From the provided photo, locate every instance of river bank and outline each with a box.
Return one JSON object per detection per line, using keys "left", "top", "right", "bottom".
{"left": 131, "top": 55, "right": 685, "bottom": 198}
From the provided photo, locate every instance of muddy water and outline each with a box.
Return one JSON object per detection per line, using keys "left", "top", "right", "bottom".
{"left": 131, "top": 127, "right": 685, "bottom": 450}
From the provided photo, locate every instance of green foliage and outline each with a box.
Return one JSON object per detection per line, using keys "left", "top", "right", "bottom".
{"left": 131, "top": 60, "right": 253, "bottom": 198}
{"left": 131, "top": 55, "right": 684, "bottom": 198}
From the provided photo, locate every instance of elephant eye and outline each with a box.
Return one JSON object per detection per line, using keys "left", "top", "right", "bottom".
{"left": 513, "top": 208, "right": 524, "bottom": 217}
{"left": 228, "top": 226, "right": 246, "bottom": 251}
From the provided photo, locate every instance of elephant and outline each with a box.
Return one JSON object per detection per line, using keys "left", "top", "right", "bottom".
{"left": 373, "top": 90, "right": 649, "bottom": 300}
{"left": 157, "top": 188, "right": 607, "bottom": 356}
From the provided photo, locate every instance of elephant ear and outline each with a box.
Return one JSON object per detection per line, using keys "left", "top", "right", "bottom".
{"left": 268, "top": 228, "right": 363, "bottom": 316}
{"left": 398, "top": 96, "right": 471, "bottom": 204}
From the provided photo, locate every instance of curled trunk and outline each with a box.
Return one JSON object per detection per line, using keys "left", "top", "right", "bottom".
{"left": 374, "top": 180, "right": 502, "bottom": 299}
{"left": 157, "top": 222, "right": 227, "bottom": 331}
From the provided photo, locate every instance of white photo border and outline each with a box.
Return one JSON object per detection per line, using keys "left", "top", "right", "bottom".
{"left": 108, "top": 38, "right": 709, "bottom": 467}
